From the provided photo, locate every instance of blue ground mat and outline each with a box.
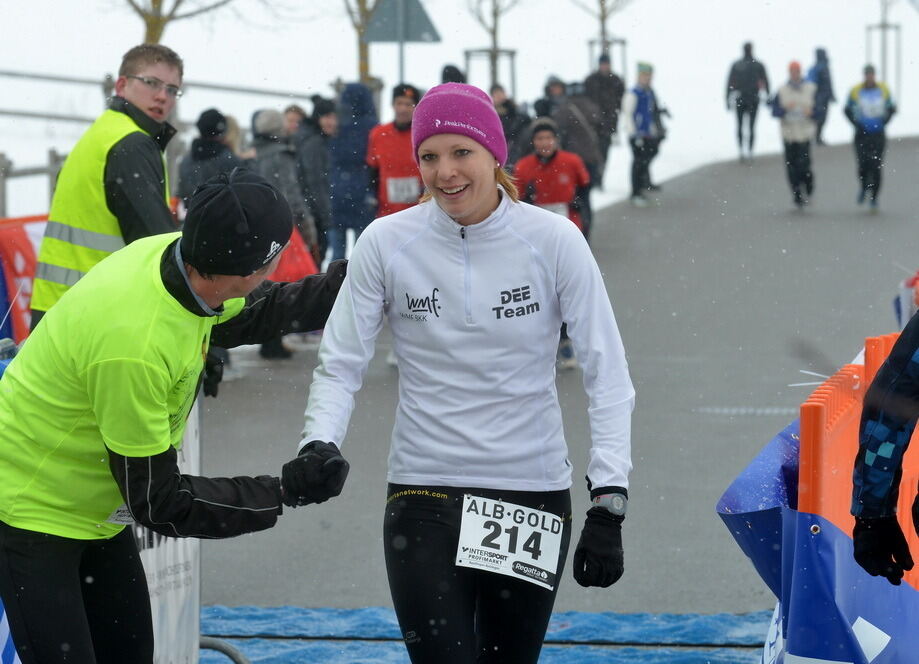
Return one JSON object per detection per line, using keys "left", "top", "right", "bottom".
{"left": 200, "top": 606, "right": 769, "bottom": 663}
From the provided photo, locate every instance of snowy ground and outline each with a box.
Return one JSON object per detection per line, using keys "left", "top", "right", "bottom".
{"left": 2, "top": 0, "right": 917, "bottom": 217}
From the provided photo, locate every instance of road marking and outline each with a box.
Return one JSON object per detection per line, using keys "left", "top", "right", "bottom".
{"left": 694, "top": 406, "right": 798, "bottom": 416}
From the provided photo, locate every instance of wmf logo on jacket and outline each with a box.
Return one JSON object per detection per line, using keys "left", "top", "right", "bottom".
{"left": 401, "top": 288, "right": 441, "bottom": 321}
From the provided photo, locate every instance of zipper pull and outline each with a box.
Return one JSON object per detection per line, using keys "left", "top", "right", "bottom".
{"left": 460, "top": 227, "right": 466, "bottom": 239}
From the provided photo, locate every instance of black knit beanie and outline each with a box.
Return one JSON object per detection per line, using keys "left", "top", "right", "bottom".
{"left": 181, "top": 168, "right": 292, "bottom": 276}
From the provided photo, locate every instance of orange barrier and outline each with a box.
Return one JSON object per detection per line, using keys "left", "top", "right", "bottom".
{"left": 798, "top": 331, "right": 919, "bottom": 588}
{"left": 0, "top": 215, "right": 47, "bottom": 342}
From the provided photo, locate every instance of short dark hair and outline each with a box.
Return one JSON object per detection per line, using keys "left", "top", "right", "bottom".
{"left": 119, "top": 44, "right": 184, "bottom": 79}
{"left": 284, "top": 104, "right": 307, "bottom": 118}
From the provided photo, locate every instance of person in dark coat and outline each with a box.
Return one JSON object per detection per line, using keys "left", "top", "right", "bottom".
{"left": 296, "top": 96, "right": 338, "bottom": 263}
{"left": 441, "top": 64, "right": 466, "bottom": 84}
{"left": 252, "top": 108, "right": 317, "bottom": 359}
{"left": 328, "top": 82, "right": 378, "bottom": 261}
{"left": 533, "top": 75, "right": 567, "bottom": 119}
{"left": 726, "top": 41, "right": 770, "bottom": 161}
{"left": 177, "top": 108, "right": 244, "bottom": 208}
{"left": 807, "top": 48, "right": 836, "bottom": 145}
{"left": 490, "top": 83, "right": 531, "bottom": 170}
{"left": 551, "top": 83, "right": 603, "bottom": 237}
{"left": 584, "top": 53, "right": 625, "bottom": 177}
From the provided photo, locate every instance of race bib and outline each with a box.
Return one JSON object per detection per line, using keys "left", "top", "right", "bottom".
{"left": 386, "top": 176, "right": 421, "bottom": 204}
{"left": 538, "top": 203, "right": 569, "bottom": 218}
{"left": 455, "top": 494, "right": 563, "bottom": 590}
{"left": 107, "top": 504, "right": 135, "bottom": 524}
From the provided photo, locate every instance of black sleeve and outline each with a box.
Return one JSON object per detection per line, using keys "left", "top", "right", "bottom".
{"left": 210, "top": 259, "right": 348, "bottom": 348}
{"left": 104, "top": 132, "right": 178, "bottom": 244}
{"left": 368, "top": 167, "right": 380, "bottom": 201}
{"left": 107, "top": 445, "right": 282, "bottom": 539}
{"left": 852, "top": 312, "right": 919, "bottom": 517}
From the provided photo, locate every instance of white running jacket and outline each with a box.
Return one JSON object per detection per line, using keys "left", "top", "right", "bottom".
{"left": 302, "top": 192, "right": 634, "bottom": 492}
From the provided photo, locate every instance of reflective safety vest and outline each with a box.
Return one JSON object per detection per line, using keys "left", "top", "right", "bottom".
{"left": 31, "top": 110, "right": 169, "bottom": 313}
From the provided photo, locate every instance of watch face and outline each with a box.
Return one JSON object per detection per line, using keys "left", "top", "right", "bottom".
{"left": 594, "top": 493, "right": 627, "bottom": 516}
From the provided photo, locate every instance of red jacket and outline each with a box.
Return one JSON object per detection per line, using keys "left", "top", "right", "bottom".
{"left": 513, "top": 149, "right": 590, "bottom": 230}
{"left": 366, "top": 122, "right": 422, "bottom": 217}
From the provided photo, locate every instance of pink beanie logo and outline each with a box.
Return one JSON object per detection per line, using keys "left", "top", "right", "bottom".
{"left": 412, "top": 83, "right": 508, "bottom": 166}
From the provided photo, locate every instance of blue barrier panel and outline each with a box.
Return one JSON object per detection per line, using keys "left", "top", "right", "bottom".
{"left": 201, "top": 606, "right": 771, "bottom": 645}
{"left": 200, "top": 606, "right": 768, "bottom": 663}
{"left": 198, "top": 639, "right": 761, "bottom": 664}
{"left": 0, "top": 261, "right": 11, "bottom": 340}
{"left": 718, "top": 419, "right": 919, "bottom": 662}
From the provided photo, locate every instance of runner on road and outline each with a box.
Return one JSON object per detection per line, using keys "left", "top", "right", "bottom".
{"left": 299, "top": 83, "right": 635, "bottom": 664}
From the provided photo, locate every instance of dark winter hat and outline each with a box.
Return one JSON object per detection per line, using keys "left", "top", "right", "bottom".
{"left": 311, "top": 95, "right": 337, "bottom": 121}
{"left": 441, "top": 64, "right": 466, "bottom": 84}
{"left": 196, "top": 108, "right": 227, "bottom": 138}
{"left": 530, "top": 117, "right": 559, "bottom": 138}
{"left": 411, "top": 83, "right": 508, "bottom": 166}
{"left": 598, "top": 53, "right": 611, "bottom": 65}
{"left": 181, "top": 168, "right": 292, "bottom": 276}
{"left": 392, "top": 83, "right": 420, "bottom": 103}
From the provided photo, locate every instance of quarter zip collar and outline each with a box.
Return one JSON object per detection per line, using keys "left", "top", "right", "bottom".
{"left": 429, "top": 188, "right": 512, "bottom": 240}
{"left": 110, "top": 96, "right": 177, "bottom": 151}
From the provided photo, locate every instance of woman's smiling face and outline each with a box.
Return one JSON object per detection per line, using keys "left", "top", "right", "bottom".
{"left": 417, "top": 133, "right": 500, "bottom": 226}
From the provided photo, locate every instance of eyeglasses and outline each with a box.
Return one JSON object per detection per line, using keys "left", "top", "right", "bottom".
{"left": 128, "top": 74, "right": 183, "bottom": 99}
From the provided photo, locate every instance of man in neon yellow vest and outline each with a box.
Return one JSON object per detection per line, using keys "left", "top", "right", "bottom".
{"left": 0, "top": 169, "right": 350, "bottom": 663}
{"left": 30, "top": 44, "right": 184, "bottom": 329}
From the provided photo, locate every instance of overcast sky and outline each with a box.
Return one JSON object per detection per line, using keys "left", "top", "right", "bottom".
{"left": 2, "top": 0, "right": 917, "bottom": 214}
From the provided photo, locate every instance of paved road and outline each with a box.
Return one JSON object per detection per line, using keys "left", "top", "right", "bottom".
{"left": 200, "top": 137, "right": 919, "bottom": 614}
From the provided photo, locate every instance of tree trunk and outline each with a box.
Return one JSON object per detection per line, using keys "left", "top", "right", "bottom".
{"left": 144, "top": 16, "right": 167, "bottom": 43}
{"left": 489, "top": 0, "right": 499, "bottom": 89}
{"left": 599, "top": 0, "right": 609, "bottom": 56}
{"left": 356, "top": 0, "right": 373, "bottom": 83}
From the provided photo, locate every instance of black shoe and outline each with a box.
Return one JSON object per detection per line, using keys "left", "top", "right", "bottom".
{"left": 647, "top": 183, "right": 662, "bottom": 192}
{"left": 793, "top": 190, "right": 804, "bottom": 208}
{"left": 260, "top": 338, "right": 293, "bottom": 360}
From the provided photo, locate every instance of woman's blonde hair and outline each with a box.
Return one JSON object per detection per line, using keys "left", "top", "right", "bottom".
{"left": 419, "top": 167, "right": 520, "bottom": 205}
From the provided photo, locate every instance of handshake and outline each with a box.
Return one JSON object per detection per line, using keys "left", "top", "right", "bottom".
{"left": 280, "top": 441, "right": 350, "bottom": 507}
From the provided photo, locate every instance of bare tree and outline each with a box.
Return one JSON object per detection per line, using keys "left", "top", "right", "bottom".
{"left": 571, "top": 0, "right": 633, "bottom": 58}
{"left": 344, "top": 0, "right": 381, "bottom": 83}
{"left": 468, "top": 0, "right": 521, "bottom": 90}
{"left": 123, "top": 0, "right": 237, "bottom": 43}
{"left": 122, "top": 0, "right": 307, "bottom": 44}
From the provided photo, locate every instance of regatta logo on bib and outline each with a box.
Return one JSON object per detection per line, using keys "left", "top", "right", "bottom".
{"left": 492, "top": 284, "right": 540, "bottom": 320}
{"left": 401, "top": 288, "right": 440, "bottom": 321}
{"left": 512, "top": 561, "right": 552, "bottom": 582}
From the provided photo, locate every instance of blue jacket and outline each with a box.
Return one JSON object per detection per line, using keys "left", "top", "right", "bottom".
{"left": 329, "top": 83, "right": 378, "bottom": 229}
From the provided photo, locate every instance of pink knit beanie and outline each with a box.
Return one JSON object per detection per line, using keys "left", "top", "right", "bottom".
{"left": 411, "top": 83, "right": 508, "bottom": 167}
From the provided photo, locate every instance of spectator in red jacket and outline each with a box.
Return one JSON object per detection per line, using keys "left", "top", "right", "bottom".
{"left": 513, "top": 117, "right": 591, "bottom": 234}
{"left": 366, "top": 83, "right": 423, "bottom": 218}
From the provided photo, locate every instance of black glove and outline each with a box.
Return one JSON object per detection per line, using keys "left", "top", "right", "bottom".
{"left": 281, "top": 441, "right": 349, "bottom": 507}
{"left": 202, "top": 347, "right": 225, "bottom": 398}
{"left": 853, "top": 515, "right": 914, "bottom": 585}
{"left": 913, "top": 493, "right": 919, "bottom": 537}
{"left": 572, "top": 507, "right": 624, "bottom": 588}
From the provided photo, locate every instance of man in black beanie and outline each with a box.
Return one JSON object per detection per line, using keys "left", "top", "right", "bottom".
{"left": 177, "top": 107, "right": 244, "bottom": 208}
{"left": 0, "top": 167, "right": 349, "bottom": 663}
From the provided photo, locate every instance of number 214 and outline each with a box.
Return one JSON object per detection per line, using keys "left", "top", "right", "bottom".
{"left": 481, "top": 521, "right": 543, "bottom": 560}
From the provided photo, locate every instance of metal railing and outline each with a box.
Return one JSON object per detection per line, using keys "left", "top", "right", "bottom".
{"left": 0, "top": 150, "right": 66, "bottom": 218}
{"left": 0, "top": 68, "right": 323, "bottom": 217}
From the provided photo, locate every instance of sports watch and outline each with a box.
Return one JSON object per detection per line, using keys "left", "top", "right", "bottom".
{"left": 591, "top": 491, "right": 628, "bottom": 517}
